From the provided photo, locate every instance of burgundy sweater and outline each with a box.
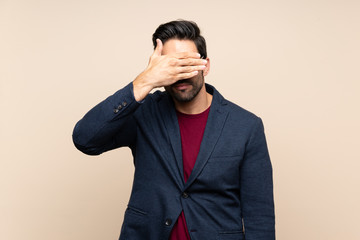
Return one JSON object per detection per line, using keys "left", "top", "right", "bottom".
{"left": 169, "top": 106, "right": 210, "bottom": 240}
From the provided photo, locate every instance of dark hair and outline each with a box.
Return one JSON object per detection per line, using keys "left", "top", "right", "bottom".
{"left": 152, "top": 20, "right": 207, "bottom": 59}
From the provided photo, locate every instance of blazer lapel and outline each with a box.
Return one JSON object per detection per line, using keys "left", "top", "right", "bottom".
{"left": 158, "top": 84, "right": 229, "bottom": 190}
{"left": 184, "top": 85, "right": 229, "bottom": 189}
{"left": 159, "top": 95, "right": 185, "bottom": 187}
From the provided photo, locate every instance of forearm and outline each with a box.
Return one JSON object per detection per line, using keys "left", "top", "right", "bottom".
{"left": 72, "top": 82, "right": 140, "bottom": 155}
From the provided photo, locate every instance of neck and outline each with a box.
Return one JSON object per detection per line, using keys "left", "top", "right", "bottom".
{"left": 173, "top": 84, "right": 213, "bottom": 114}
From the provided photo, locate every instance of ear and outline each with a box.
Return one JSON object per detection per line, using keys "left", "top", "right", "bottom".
{"left": 203, "top": 57, "right": 210, "bottom": 76}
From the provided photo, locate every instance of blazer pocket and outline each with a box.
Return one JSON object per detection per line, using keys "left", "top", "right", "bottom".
{"left": 125, "top": 205, "right": 148, "bottom": 217}
{"left": 123, "top": 205, "right": 148, "bottom": 227}
{"left": 208, "top": 155, "right": 242, "bottom": 163}
{"left": 120, "top": 206, "right": 148, "bottom": 239}
{"left": 217, "top": 231, "right": 244, "bottom": 240}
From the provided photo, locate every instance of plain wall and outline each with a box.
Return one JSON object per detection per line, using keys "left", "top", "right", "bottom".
{"left": 1, "top": 0, "right": 359, "bottom": 239}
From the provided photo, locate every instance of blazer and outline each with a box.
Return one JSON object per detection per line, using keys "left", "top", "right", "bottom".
{"left": 72, "top": 82, "right": 275, "bottom": 240}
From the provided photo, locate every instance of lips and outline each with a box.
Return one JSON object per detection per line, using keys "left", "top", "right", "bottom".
{"left": 173, "top": 80, "right": 191, "bottom": 90}
{"left": 174, "top": 83, "right": 191, "bottom": 91}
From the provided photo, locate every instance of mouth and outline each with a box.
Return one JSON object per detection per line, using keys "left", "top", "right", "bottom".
{"left": 173, "top": 80, "right": 191, "bottom": 91}
{"left": 174, "top": 83, "right": 190, "bottom": 91}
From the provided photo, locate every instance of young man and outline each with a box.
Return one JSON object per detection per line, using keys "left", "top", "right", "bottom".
{"left": 73, "top": 20, "right": 275, "bottom": 240}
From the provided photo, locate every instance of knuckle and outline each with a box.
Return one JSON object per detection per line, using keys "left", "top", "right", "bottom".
{"left": 185, "top": 72, "right": 193, "bottom": 78}
{"left": 184, "top": 66, "right": 192, "bottom": 72}
{"left": 186, "top": 59, "right": 194, "bottom": 65}
{"left": 168, "top": 69, "right": 175, "bottom": 76}
{"left": 169, "top": 58, "right": 177, "bottom": 66}
{"left": 196, "top": 59, "right": 203, "bottom": 65}
{"left": 174, "top": 67, "right": 182, "bottom": 74}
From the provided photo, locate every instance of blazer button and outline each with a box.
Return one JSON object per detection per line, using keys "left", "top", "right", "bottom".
{"left": 165, "top": 219, "right": 172, "bottom": 226}
{"left": 182, "top": 192, "right": 189, "bottom": 199}
{"left": 113, "top": 108, "right": 119, "bottom": 113}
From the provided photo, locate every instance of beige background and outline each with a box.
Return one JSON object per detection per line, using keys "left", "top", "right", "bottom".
{"left": 1, "top": 0, "right": 359, "bottom": 239}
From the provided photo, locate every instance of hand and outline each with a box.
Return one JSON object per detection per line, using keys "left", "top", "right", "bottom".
{"left": 133, "top": 39, "right": 207, "bottom": 101}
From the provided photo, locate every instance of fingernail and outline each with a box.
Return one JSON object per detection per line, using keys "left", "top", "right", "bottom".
{"left": 197, "top": 53, "right": 201, "bottom": 57}
{"left": 202, "top": 60, "right": 207, "bottom": 64}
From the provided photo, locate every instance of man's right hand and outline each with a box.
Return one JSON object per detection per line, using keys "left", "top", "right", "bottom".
{"left": 132, "top": 39, "right": 207, "bottom": 102}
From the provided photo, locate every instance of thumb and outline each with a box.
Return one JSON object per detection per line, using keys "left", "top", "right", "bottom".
{"left": 153, "top": 39, "right": 163, "bottom": 57}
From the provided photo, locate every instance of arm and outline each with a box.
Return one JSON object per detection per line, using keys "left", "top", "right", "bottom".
{"left": 72, "top": 82, "right": 140, "bottom": 155}
{"left": 72, "top": 39, "right": 207, "bottom": 155}
{"left": 240, "top": 117, "right": 275, "bottom": 240}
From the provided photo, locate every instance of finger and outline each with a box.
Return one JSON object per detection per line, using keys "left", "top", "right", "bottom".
{"left": 174, "top": 71, "right": 199, "bottom": 81}
{"left": 171, "top": 51, "right": 201, "bottom": 59}
{"left": 176, "top": 65, "right": 206, "bottom": 73}
{"left": 177, "top": 58, "right": 207, "bottom": 66}
{"left": 153, "top": 39, "right": 163, "bottom": 57}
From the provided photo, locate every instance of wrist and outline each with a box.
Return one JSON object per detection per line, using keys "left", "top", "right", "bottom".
{"left": 133, "top": 72, "right": 154, "bottom": 102}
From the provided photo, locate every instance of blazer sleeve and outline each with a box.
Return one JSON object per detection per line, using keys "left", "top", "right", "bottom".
{"left": 240, "top": 117, "right": 275, "bottom": 240}
{"left": 72, "top": 82, "right": 141, "bottom": 155}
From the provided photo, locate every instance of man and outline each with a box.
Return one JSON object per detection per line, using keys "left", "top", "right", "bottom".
{"left": 72, "top": 20, "right": 275, "bottom": 240}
